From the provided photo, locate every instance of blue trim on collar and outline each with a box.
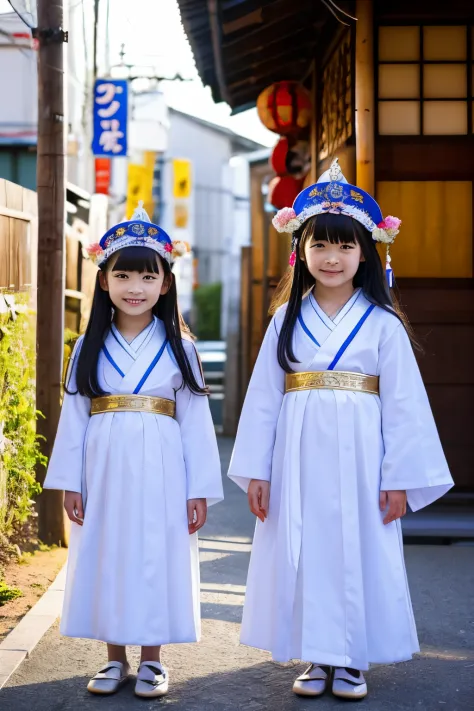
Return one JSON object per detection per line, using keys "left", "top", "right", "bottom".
{"left": 133, "top": 339, "right": 169, "bottom": 394}
{"left": 102, "top": 345, "right": 125, "bottom": 377}
{"left": 309, "top": 292, "right": 332, "bottom": 330}
{"left": 297, "top": 311, "right": 320, "bottom": 347}
{"left": 327, "top": 304, "right": 375, "bottom": 371}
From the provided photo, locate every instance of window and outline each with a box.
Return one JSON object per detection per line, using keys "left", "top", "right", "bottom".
{"left": 377, "top": 25, "right": 473, "bottom": 135}
{"left": 318, "top": 32, "right": 352, "bottom": 160}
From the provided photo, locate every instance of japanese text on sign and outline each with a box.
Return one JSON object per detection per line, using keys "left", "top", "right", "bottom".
{"left": 92, "top": 79, "right": 128, "bottom": 157}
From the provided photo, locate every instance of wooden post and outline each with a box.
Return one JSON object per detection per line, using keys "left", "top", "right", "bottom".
{"left": 93, "top": 0, "right": 100, "bottom": 81}
{"left": 310, "top": 60, "right": 318, "bottom": 184}
{"left": 36, "top": 0, "right": 67, "bottom": 545}
{"left": 355, "top": 0, "right": 375, "bottom": 194}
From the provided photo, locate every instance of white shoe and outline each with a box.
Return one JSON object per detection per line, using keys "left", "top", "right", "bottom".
{"left": 332, "top": 668, "right": 367, "bottom": 699}
{"left": 87, "top": 661, "right": 130, "bottom": 695}
{"left": 293, "top": 664, "right": 331, "bottom": 697}
{"left": 135, "top": 661, "right": 169, "bottom": 698}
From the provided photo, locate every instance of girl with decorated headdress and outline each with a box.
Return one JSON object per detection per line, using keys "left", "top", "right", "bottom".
{"left": 43, "top": 203, "right": 223, "bottom": 698}
{"left": 228, "top": 160, "right": 453, "bottom": 700}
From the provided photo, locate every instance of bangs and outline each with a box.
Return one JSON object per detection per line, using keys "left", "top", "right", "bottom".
{"left": 111, "top": 246, "right": 160, "bottom": 273}
{"left": 303, "top": 213, "right": 358, "bottom": 245}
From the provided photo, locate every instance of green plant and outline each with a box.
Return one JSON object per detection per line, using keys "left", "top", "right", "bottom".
{"left": 0, "top": 292, "right": 46, "bottom": 560}
{"left": 193, "top": 282, "right": 222, "bottom": 341}
{"left": 0, "top": 580, "right": 23, "bottom": 606}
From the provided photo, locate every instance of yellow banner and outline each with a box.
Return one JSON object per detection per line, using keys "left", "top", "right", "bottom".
{"left": 173, "top": 159, "right": 192, "bottom": 199}
{"left": 126, "top": 152, "right": 155, "bottom": 218}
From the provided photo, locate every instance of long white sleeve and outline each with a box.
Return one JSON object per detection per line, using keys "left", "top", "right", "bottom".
{"left": 43, "top": 337, "right": 90, "bottom": 494}
{"left": 175, "top": 342, "right": 223, "bottom": 506}
{"left": 228, "top": 317, "right": 285, "bottom": 492}
{"left": 379, "top": 323, "right": 453, "bottom": 511}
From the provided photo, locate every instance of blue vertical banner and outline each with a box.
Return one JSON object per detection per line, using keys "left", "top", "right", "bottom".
{"left": 92, "top": 79, "right": 128, "bottom": 156}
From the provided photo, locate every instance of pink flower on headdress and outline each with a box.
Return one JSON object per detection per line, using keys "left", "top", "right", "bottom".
{"left": 164, "top": 242, "right": 173, "bottom": 253}
{"left": 86, "top": 242, "right": 105, "bottom": 264}
{"left": 378, "top": 215, "right": 401, "bottom": 231}
{"left": 374, "top": 215, "right": 401, "bottom": 244}
{"left": 87, "top": 242, "right": 103, "bottom": 255}
{"left": 272, "top": 207, "right": 300, "bottom": 234}
{"left": 289, "top": 251, "right": 296, "bottom": 267}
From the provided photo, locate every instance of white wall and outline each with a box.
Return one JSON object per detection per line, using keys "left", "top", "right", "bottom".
{"left": 165, "top": 111, "right": 234, "bottom": 288}
{"left": 220, "top": 156, "right": 251, "bottom": 339}
{"left": 0, "top": 12, "right": 37, "bottom": 144}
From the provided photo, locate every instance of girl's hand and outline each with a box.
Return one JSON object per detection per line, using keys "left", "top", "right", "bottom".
{"left": 64, "top": 490, "right": 84, "bottom": 526}
{"left": 187, "top": 498, "right": 207, "bottom": 534}
{"left": 380, "top": 490, "right": 407, "bottom": 525}
{"left": 248, "top": 479, "right": 270, "bottom": 522}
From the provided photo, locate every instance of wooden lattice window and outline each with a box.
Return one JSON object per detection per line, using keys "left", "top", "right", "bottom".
{"left": 318, "top": 32, "right": 353, "bottom": 161}
{"left": 377, "top": 25, "right": 473, "bottom": 135}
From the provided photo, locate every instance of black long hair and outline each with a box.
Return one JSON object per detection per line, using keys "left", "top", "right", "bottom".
{"left": 273, "top": 213, "right": 416, "bottom": 373}
{"left": 69, "top": 246, "right": 206, "bottom": 397}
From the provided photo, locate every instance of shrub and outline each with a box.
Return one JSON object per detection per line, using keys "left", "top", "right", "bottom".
{"left": 0, "top": 580, "right": 22, "bottom": 606}
{"left": 193, "top": 282, "right": 222, "bottom": 341}
{"left": 0, "top": 293, "right": 46, "bottom": 561}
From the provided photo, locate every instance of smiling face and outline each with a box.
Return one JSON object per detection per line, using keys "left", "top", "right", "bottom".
{"left": 300, "top": 214, "right": 365, "bottom": 289}
{"left": 303, "top": 238, "right": 364, "bottom": 288}
{"left": 99, "top": 246, "right": 170, "bottom": 317}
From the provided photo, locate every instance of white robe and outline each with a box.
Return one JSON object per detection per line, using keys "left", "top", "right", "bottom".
{"left": 228, "top": 289, "right": 453, "bottom": 669}
{"left": 44, "top": 317, "right": 223, "bottom": 646}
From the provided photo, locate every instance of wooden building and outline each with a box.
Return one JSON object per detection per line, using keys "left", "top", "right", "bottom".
{"left": 178, "top": 0, "right": 474, "bottom": 496}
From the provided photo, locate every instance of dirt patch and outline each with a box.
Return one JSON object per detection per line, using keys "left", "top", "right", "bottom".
{"left": 0, "top": 546, "right": 67, "bottom": 642}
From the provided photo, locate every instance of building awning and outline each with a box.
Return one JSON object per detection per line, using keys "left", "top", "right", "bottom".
{"left": 177, "top": 0, "right": 353, "bottom": 112}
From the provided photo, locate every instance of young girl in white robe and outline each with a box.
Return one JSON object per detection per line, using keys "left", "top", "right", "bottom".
{"left": 43, "top": 205, "right": 223, "bottom": 698}
{"left": 228, "top": 160, "right": 453, "bottom": 700}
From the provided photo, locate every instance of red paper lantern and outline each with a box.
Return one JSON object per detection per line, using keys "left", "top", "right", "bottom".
{"left": 270, "top": 137, "right": 289, "bottom": 174}
{"left": 268, "top": 175, "right": 304, "bottom": 211}
{"left": 270, "top": 138, "right": 311, "bottom": 180}
{"left": 257, "top": 81, "right": 312, "bottom": 136}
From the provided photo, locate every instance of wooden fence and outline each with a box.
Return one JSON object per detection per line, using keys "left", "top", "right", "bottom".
{"left": 0, "top": 179, "right": 38, "bottom": 296}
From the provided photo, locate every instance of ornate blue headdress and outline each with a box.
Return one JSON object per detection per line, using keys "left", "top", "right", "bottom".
{"left": 87, "top": 202, "right": 190, "bottom": 267}
{"left": 272, "top": 159, "right": 401, "bottom": 283}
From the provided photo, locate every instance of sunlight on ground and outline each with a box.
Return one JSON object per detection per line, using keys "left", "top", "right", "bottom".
{"left": 420, "top": 646, "right": 474, "bottom": 662}
{"left": 199, "top": 539, "right": 252, "bottom": 553}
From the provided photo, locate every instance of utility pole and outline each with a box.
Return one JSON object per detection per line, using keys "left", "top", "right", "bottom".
{"left": 93, "top": 0, "right": 99, "bottom": 81}
{"left": 35, "top": 0, "right": 67, "bottom": 545}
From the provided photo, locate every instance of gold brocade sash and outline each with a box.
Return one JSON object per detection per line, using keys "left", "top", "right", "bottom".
{"left": 285, "top": 371, "right": 379, "bottom": 395}
{"left": 91, "top": 395, "right": 176, "bottom": 418}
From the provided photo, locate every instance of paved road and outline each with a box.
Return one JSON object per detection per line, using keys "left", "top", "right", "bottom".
{"left": 2, "top": 437, "right": 474, "bottom": 710}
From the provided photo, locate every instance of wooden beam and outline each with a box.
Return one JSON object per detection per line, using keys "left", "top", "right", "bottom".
{"left": 223, "top": 12, "right": 313, "bottom": 53}
{"left": 229, "top": 65, "right": 310, "bottom": 104}
{"left": 223, "top": 0, "right": 314, "bottom": 36}
{"left": 375, "top": 0, "right": 474, "bottom": 22}
{"left": 227, "top": 58, "right": 310, "bottom": 92}
{"left": 0, "top": 206, "right": 35, "bottom": 222}
{"left": 224, "top": 40, "right": 314, "bottom": 80}
{"left": 223, "top": 8, "right": 263, "bottom": 35}
{"left": 355, "top": 0, "right": 375, "bottom": 194}
{"left": 310, "top": 61, "right": 318, "bottom": 184}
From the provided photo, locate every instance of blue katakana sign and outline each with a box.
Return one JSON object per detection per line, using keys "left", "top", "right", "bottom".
{"left": 92, "top": 79, "right": 128, "bottom": 156}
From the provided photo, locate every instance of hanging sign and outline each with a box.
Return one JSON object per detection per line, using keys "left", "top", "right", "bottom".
{"left": 94, "top": 158, "right": 111, "bottom": 194}
{"left": 92, "top": 79, "right": 128, "bottom": 156}
{"left": 173, "top": 159, "right": 192, "bottom": 198}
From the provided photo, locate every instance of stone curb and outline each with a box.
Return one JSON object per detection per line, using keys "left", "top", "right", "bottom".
{"left": 0, "top": 564, "right": 66, "bottom": 690}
